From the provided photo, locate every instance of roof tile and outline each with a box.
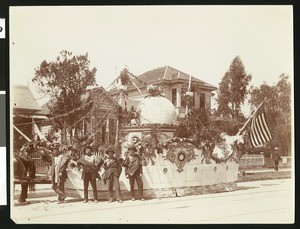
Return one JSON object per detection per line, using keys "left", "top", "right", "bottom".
{"left": 13, "top": 85, "right": 41, "bottom": 111}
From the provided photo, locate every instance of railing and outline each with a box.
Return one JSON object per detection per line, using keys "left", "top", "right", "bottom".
{"left": 239, "top": 154, "right": 264, "bottom": 168}
{"left": 29, "top": 151, "right": 48, "bottom": 174}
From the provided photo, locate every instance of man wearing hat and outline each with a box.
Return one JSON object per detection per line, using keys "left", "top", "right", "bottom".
{"left": 14, "top": 146, "right": 36, "bottom": 203}
{"left": 77, "top": 146, "right": 102, "bottom": 203}
{"left": 272, "top": 147, "right": 281, "bottom": 171}
{"left": 50, "top": 144, "right": 69, "bottom": 204}
{"left": 103, "top": 145, "right": 122, "bottom": 203}
{"left": 122, "top": 145, "right": 144, "bottom": 201}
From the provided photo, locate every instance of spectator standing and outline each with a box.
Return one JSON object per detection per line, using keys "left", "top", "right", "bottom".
{"left": 77, "top": 146, "right": 103, "bottom": 203}
{"left": 103, "top": 145, "right": 123, "bottom": 203}
{"left": 272, "top": 147, "right": 281, "bottom": 171}
{"left": 14, "top": 147, "right": 35, "bottom": 203}
{"left": 122, "top": 145, "right": 144, "bottom": 201}
{"left": 50, "top": 144, "right": 70, "bottom": 204}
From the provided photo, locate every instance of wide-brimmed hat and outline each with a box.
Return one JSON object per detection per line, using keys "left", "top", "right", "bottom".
{"left": 85, "top": 146, "right": 93, "bottom": 151}
{"left": 51, "top": 143, "right": 61, "bottom": 151}
{"left": 105, "top": 145, "right": 115, "bottom": 154}
{"left": 128, "top": 145, "right": 137, "bottom": 152}
{"left": 67, "top": 146, "right": 75, "bottom": 151}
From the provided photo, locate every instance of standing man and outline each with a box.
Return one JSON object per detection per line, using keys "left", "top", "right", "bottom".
{"left": 14, "top": 146, "right": 35, "bottom": 203}
{"left": 51, "top": 144, "right": 70, "bottom": 204}
{"left": 77, "top": 146, "right": 102, "bottom": 203}
{"left": 272, "top": 147, "right": 281, "bottom": 171}
{"left": 103, "top": 145, "right": 122, "bottom": 203}
{"left": 122, "top": 145, "right": 144, "bottom": 201}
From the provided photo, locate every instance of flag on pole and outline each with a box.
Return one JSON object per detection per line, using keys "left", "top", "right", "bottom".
{"left": 33, "top": 123, "right": 47, "bottom": 141}
{"left": 249, "top": 102, "right": 272, "bottom": 147}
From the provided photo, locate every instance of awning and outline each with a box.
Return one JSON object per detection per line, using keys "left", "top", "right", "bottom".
{"left": 31, "top": 115, "right": 48, "bottom": 120}
{"left": 13, "top": 114, "right": 48, "bottom": 119}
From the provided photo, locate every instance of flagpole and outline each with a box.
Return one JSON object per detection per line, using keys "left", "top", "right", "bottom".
{"left": 185, "top": 75, "right": 192, "bottom": 115}
{"left": 13, "top": 125, "right": 31, "bottom": 142}
{"left": 129, "top": 73, "right": 142, "bottom": 95}
{"left": 236, "top": 98, "right": 266, "bottom": 136}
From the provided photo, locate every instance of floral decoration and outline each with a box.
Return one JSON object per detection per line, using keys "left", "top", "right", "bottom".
{"left": 146, "top": 84, "right": 164, "bottom": 97}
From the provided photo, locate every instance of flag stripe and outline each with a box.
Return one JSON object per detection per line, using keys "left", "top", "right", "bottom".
{"left": 253, "top": 115, "right": 264, "bottom": 145}
{"left": 250, "top": 117, "right": 260, "bottom": 147}
{"left": 256, "top": 115, "right": 267, "bottom": 143}
{"left": 249, "top": 102, "right": 272, "bottom": 147}
{"left": 259, "top": 113, "right": 272, "bottom": 141}
{"left": 259, "top": 114, "right": 270, "bottom": 142}
{"left": 262, "top": 114, "right": 272, "bottom": 140}
{"left": 252, "top": 113, "right": 263, "bottom": 146}
{"left": 249, "top": 124, "right": 256, "bottom": 147}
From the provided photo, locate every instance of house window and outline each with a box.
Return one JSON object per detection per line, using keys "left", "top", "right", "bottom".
{"left": 109, "top": 118, "right": 116, "bottom": 144}
{"left": 101, "top": 123, "right": 106, "bottom": 143}
{"left": 181, "top": 88, "right": 195, "bottom": 107}
{"left": 172, "top": 88, "right": 177, "bottom": 106}
{"left": 200, "top": 93, "right": 205, "bottom": 109}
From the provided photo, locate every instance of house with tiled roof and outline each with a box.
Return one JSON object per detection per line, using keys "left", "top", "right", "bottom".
{"left": 109, "top": 66, "right": 217, "bottom": 115}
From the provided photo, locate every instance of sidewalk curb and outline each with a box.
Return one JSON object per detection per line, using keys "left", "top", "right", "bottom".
{"left": 14, "top": 173, "right": 292, "bottom": 200}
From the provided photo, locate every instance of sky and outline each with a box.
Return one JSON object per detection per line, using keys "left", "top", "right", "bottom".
{"left": 10, "top": 6, "right": 293, "bottom": 111}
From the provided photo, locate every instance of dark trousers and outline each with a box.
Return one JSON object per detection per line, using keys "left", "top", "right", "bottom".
{"left": 274, "top": 161, "right": 279, "bottom": 171}
{"left": 19, "top": 182, "right": 28, "bottom": 201}
{"left": 107, "top": 174, "right": 121, "bottom": 200}
{"left": 128, "top": 172, "right": 143, "bottom": 198}
{"left": 83, "top": 173, "right": 97, "bottom": 200}
{"left": 52, "top": 181, "right": 66, "bottom": 200}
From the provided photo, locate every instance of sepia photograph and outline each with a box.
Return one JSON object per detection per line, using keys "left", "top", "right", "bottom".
{"left": 9, "top": 5, "right": 294, "bottom": 224}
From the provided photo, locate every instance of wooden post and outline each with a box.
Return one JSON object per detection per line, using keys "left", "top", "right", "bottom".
{"left": 236, "top": 99, "right": 266, "bottom": 136}
{"left": 176, "top": 86, "right": 181, "bottom": 116}
{"left": 13, "top": 125, "right": 31, "bottom": 142}
{"left": 115, "top": 89, "right": 123, "bottom": 144}
{"left": 62, "top": 120, "right": 66, "bottom": 144}
{"left": 82, "top": 119, "right": 85, "bottom": 137}
{"left": 115, "top": 117, "right": 119, "bottom": 144}
{"left": 106, "top": 118, "right": 110, "bottom": 144}
{"left": 32, "top": 117, "right": 34, "bottom": 139}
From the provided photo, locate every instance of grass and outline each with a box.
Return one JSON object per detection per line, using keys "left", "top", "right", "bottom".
{"left": 238, "top": 170, "right": 291, "bottom": 182}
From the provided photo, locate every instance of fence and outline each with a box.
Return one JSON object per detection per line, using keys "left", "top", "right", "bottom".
{"left": 239, "top": 154, "right": 264, "bottom": 168}
{"left": 30, "top": 151, "right": 48, "bottom": 175}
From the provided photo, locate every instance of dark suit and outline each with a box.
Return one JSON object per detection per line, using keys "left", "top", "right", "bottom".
{"left": 122, "top": 153, "right": 143, "bottom": 198}
{"left": 16, "top": 154, "right": 35, "bottom": 202}
{"left": 51, "top": 154, "right": 70, "bottom": 201}
{"left": 103, "top": 157, "right": 122, "bottom": 200}
{"left": 77, "top": 155, "right": 103, "bottom": 200}
{"left": 272, "top": 150, "right": 281, "bottom": 171}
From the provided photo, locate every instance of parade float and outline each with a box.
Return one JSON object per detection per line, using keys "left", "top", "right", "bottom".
{"left": 64, "top": 85, "right": 245, "bottom": 200}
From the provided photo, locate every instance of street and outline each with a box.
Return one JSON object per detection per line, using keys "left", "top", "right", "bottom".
{"left": 11, "top": 178, "right": 294, "bottom": 224}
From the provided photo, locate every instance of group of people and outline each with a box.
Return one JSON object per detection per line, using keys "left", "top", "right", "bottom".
{"left": 16, "top": 140, "right": 283, "bottom": 204}
{"left": 31, "top": 143, "right": 144, "bottom": 204}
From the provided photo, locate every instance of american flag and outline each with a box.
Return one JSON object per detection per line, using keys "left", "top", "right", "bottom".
{"left": 249, "top": 102, "right": 272, "bottom": 147}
